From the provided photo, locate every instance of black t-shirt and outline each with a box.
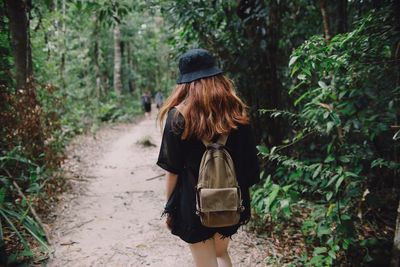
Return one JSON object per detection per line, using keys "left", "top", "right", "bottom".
{"left": 157, "top": 108, "right": 260, "bottom": 243}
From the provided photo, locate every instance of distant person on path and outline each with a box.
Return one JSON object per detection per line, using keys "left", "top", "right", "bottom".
{"left": 157, "top": 49, "right": 260, "bottom": 267}
{"left": 141, "top": 90, "right": 152, "bottom": 117}
{"left": 155, "top": 90, "right": 164, "bottom": 111}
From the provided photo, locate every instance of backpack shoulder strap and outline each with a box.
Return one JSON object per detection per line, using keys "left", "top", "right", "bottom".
{"left": 202, "top": 134, "right": 229, "bottom": 147}
{"left": 217, "top": 134, "right": 228, "bottom": 146}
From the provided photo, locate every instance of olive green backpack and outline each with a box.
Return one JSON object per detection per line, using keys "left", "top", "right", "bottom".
{"left": 196, "top": 135, "right": 244, "bottom": 228}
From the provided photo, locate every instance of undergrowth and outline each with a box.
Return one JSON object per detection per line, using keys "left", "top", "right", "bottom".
{"left": 0, "top": 81, "right": 142, "bottom": 265}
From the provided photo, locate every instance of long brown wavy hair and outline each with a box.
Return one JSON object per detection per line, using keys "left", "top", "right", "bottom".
{"left": 158, "top": 74, "right": 249, "bottom": 141}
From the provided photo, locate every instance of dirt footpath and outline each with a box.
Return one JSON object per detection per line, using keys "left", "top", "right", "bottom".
{"left": 47, "top": 110, "right": 268, "bottom": 267}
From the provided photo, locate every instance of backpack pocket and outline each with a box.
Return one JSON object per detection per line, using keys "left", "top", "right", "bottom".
{"left": 197, "top": 187, "right": 242, "bottom": 227}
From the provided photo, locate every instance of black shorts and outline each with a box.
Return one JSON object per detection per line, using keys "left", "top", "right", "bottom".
{"left": 170, "top": 217, "right": 240, "bottom": 244}
{"left": 171, "top": 226, "right": 240, "bottom": 244}
{"left": 144, "top": 103, "right": 151, "bottom": 112}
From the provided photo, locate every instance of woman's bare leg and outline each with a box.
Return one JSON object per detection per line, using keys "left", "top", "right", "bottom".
{"left": 214, "top": 233, "right": 232, "bottom": 267}
{"left": 189, "top": 238, "right": 218, "bottom": 267}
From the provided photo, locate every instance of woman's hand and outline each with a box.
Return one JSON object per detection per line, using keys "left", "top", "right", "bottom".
{"left": 165, "top": 214, "right": 173, "bottom": 230}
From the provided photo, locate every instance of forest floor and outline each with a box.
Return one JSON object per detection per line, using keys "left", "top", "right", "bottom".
{"left": 46, "top": 106, "right": 271, "bottom": 267}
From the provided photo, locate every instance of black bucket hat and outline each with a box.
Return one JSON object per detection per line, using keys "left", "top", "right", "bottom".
{"left": 176, "top": 48, "right": 223, "bottom": 84}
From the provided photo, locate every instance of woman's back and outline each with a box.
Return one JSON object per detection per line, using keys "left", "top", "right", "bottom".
{"left": 159, "top": 108, "right": 259, "bottom": 187}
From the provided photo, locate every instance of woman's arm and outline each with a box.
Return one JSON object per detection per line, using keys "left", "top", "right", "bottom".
{"left": 165, "top": 171, "right": 178, "bottom": 201}
{"left": 164, "top": 171, "right": 178, "bottom": 230}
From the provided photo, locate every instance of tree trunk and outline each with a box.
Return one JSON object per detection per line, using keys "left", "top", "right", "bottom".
{"left": 235, "top": 0, "right": 284, "bottom": 145}
{"left": 319, "top": 0, "right": 332, "bottom": 43}
{"left": 5, "top": 0, "right": 44, "bottom": 159}
{"left": 127, "top": 42, "right": 134, "bottom": 93}
{"left": 391, "top": 199, "right": 400, "bottom": 267}
{"left": 336, "top": 0, "right": 347, "bottom": 34}
{"left": 113, "top": 22, "right": 122, "bottom": 96}
{"left": 93, "top": 16, "right": 102, "bottom": 98}
{"left": 266, "top": 0, "right": 283, "bottom": 146}
{"left": 5, "top": 0, "right": 32, "bottom": 89}
{"left": 60, "top": 0, "right": 66, "bottom": 89}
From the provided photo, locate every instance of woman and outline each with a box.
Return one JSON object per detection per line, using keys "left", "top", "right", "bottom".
{"left": 141, "top": 90, "right": 152, "bottom": 117}
{"left": 155, "top": 90, "right": 164, "bottom": 111}
{"left": 157, "top": 49, "right": 260, "bottom": 267}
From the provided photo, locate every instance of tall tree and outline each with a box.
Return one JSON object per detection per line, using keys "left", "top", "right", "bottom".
{"left": 92, "top": 16, "right": 103, "bottom": 98}
{"left": 319, "top": 0, "right": 332, "bottom": 42}
{"left": 97, "top": 0, "right": 130, "bottom": 96}
{"left": 235, "top": 0, "right": 284, "bottom": 145}
{"left": 5, "top": 0, "right": 32, "bottom": 89}
{"left": 60, "top": 0, "right": 66, "bottom": 89}
{"left": 336, "top": 0, "right": 348, "bottom": 34}
{"left": 126, "top": 42, "right": 135, "bottom": 93}
{"left": 113, "top": 21, "right": 122, "bottom": 95}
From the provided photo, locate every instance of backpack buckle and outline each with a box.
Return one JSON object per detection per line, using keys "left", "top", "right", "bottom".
{"left": 206, "top": 143, "right": 224, "bottom": 150}
{"left": 238, "top": 205, "right": 245, "bottom": 213}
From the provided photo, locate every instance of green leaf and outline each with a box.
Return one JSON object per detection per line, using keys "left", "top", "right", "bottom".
{"left": 325, "top": 174, "right": 339, "bottom": 187}
{"left": 339, "top": 156, "right": 350, "bottom": 163}
{"left": 326, "top": 191, "right": 333, "bottom": 201}
{"left": 23, "top": 223, "right": 50, "bottom": 251}
{"left": 335, "top": 176, "right": 345, "bottom": 192}
{"left": 312, "top": 164, "right": 322, "bottom": 179}
{"left": 326, "top": 121, "right": 335, "bottom": 133}
{"left": 328, "top": 250, "right": 336, "bottom": 259}
{"left": 327, "top": 203, "right": 335, "bottom": 216}
{"left": 318, "top": 81, "right": 328, "bottom": 89}
{"left": 0, "top": 188, "right": 5, "bottom": 204}
{"left": 0, "top": 208, "right": 30, "bottom": 250}
{"left": 290, "top": 64, "right": 300, "bottom": 76}
{"left": 19, "top": 248, "right": 34, "bottom": 257}
{"left": 344, "top": 171, "right": 359, "bottom": 178}
{"left": 317, "top": 226, "right": 331, "bottom": 237}
{"left": 257, "top": 145, "right": 269, "bottom": 155}
{"left": 294, "top": 92, "right": 310, "bottom": 106}
{"left": 289, "top": 80, "right": 306, "bottom": 94}
{"left": 310, "top": 255, "right": 324, "bottom": 265}
{"left": 313, "top": 247, "right": 328, "bottom": 255}
{"left": 288, "top": 56, "right": 299, "bottom": 67}
{"left": 343, "top": 239, "right": 350, "bottom": 250}
{"left": 304, "top": 67, "right": 312, "bottom": 77}
{"left": 297, "top": 74, "right": 306, "bottom": 80}
{"left": 267, "top": 185, "right": 280, "bottom": 209}
{"left": 324, "top": 155, "right": 335, "bottom": 163}
{"left": 282, "top": 184, "right": 294, "bottom": 192}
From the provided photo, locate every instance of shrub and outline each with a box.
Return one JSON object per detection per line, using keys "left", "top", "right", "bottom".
{"left": 254, "top": 9, "right": 400, "bottom": 266}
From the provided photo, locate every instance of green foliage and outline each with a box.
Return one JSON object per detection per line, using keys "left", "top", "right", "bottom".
{"left": 0, "top": 148, "right": 50, "bottom": 263}
{"left": 159, "top": 0, "right": 324, "bottom": 143}
{"left": 255, "top": 9, "right": 399, "bottom": 266}
{"left": 252, "top": 173, "right": 298, "bottom": 219}
{"left": 136, "top": 136, "right": 157, "bottom": 147}
{"left": 0, "top": 5, "right": 12, "bottom": 88}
